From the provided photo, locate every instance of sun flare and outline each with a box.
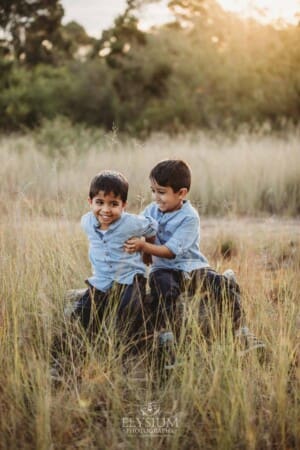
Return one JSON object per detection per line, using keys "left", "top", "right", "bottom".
{"left": 138, "top": 0, "right": 300, "bottom": 30}
{"left": 217, "top": 0, "right": 300, "bottom": 24}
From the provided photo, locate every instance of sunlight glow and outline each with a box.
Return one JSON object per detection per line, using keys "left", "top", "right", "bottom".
{"left": 137, "top": 0, "right": 300, "bottom": 30}
{"left": 217, "top": 0, "right": 300, "bottom": 24}
{"left": 138, "top": 1, "right": 174, "bottom": 31}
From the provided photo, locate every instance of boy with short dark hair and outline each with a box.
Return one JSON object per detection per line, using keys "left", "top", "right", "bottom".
{"left": 124, "top": 159, "right": 242, "bottom": 335}
{"left": 73, "top": 170, "right": 157, "bottom": 340}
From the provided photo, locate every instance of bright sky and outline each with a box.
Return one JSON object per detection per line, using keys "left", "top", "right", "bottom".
{"left": 61, "top": 0, "right": 173, "bottom": 36}
{"left": 219, "top": 0, "right": 300, "bottom": 24}
{"left": 61, "top": 0, "right": 300, "bottom": 37}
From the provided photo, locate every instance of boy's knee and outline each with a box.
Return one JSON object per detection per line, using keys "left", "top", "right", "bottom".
{"left": 150, "top": 270, "right": 181, "bottom": 297}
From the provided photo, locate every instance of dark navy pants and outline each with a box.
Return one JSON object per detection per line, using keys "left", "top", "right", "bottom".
{"left": 71, "top": 274, "right": 147, "bottom": 341}
{"left": 149, "top": 268, "right": 242, "bottom": 331}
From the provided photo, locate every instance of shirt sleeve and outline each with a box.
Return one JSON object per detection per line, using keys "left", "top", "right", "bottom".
{"left": 80, "top": 213, "right": 89, "bottom": 233}
{"left": 135, "top": 214, "right": 157, "bottom": 237}
{"left": 164, "top": 215, "right": 199, "bottom": 256}
{"left": 80, "top": 212, "right": 98, "bottom": 235}
{"left": 140, "top": 203, "right": 154, "bottom": 218}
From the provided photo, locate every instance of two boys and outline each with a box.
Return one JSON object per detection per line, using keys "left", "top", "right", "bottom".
{"left": 75, "top": 160, "right": 241, "bottom": 345}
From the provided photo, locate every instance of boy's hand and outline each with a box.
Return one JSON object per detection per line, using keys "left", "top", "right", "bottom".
{"left": 124, "top": 236, "right": 145, "bottom": 253}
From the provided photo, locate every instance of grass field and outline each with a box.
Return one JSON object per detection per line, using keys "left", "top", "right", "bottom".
{"left": 0, "top": 129, "right": 299, "bottom": 449}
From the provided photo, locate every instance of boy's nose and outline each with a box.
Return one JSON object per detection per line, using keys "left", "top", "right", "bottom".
{"left": 102, "top": 204, "right": 110, "bottom": 212}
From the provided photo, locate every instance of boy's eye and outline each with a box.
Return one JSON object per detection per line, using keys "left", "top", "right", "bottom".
{"left": 112, "top": 202, "right": 119, "bottom": 207}
{"left": 151, "top": 187, "right": 166, "bottom": 195}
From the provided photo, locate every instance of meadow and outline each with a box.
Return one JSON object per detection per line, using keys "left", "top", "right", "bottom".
{"left": 0, "top": 126, "right": 299, "bottom": 449}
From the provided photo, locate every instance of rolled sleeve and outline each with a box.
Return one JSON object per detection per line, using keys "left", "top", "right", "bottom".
{"left": 164, "top": 216, "right": 199, "bottom": 256}
{"left": 125, "top": 213, "right": 157, "bottom": 238}
{"left": 136, "top": 215, "right": 157, "bottom": 237}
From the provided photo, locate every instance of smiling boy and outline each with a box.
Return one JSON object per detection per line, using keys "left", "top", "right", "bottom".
{"left": 124, "top": 159, "right": 242, "bottom": 333}
{"left": 72, "top": 170, "right": 157, "bottom": 339}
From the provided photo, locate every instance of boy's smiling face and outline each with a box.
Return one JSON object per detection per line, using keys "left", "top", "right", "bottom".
{"left": 150, "top": 179, "right": 187, "bottom": 213}
{"left": 88, "top": 191, "right": 126, "bottom": 229}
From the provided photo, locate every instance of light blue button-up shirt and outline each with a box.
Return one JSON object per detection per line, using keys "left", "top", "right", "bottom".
{"left": 142, "top": 200, "right": 209, "bottom": 273}
{"left": 81, "top": 211, "right": 157, "bottom": 292}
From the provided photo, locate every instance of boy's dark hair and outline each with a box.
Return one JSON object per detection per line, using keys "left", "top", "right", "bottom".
{"left": 150, "top": 159, "right": 191, "bottom": 192}
{"left": 89, "top": 170, "right": 129, "bottom": 202}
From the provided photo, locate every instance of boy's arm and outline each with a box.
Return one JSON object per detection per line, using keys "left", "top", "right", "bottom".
{"left": 142, "top": 236, "right": 155, "bottom": 265}
{"left": 124, "top": 236, "right": 175, "bottom": 259}
{"left": 125, "top": 214, "right": 199, "bottom": 260}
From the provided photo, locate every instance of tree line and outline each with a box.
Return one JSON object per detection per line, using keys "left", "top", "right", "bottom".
{"left": 1, "top": 0, "right": 300, "bottom": 134}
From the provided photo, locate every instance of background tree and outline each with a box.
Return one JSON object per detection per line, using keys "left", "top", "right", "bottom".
{"left": 168, "top": 0, "right": 210, "bottom": 21}
{"left": 60, "top": 21, "right": 96, "bottom": 61}
{"left": 1, "top": 0, "right": 300, "bottom": 132}
{"left": 0, "top": 0, "right": 64, "bottom": 65}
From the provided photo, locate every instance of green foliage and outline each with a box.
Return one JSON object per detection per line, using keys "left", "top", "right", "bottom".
{"left": 0, "top": 59, "right": 121, "bottom": 131}
{"left": 65, "top": 60, "right": 118, "bottom": 128}
{"left": 97, "top": 14, "right": 146, "bottom": 68}
{"left": 1, "top": 1, "right": 300, "bottom": 133}
{"left": 0, "top": 64, "right": 73, "bottom": 129}
{"left": 0, "top": 0, "right": 64, "bottom": 65}
{"left": 63, "top": 21, "right": 93, "bottom": 46}
{"left": 59, "top": 21, "right": 96, "bottom": 60}
{"left": 0, "top": 51, "right": 13, "bottom": 89}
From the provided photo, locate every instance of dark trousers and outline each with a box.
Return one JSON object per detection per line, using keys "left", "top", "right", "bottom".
{"left": 71, "top": 274, "right": 147, "bottom": 342}
{"left": 149, "top": 268, "right": 242, "bottom": 333}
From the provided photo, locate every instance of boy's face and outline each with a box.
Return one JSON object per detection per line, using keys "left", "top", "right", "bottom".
{"left": 88, "top": 191, "right": 126, "bottom": 230}
{"left": 150, "top": 179, "right": 187, "bottom": 213}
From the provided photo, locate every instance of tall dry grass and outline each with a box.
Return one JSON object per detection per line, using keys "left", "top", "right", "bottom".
{"left": 1, "top": 127, "right": 300, "bottom": 217}
{"left": 0, "top": 129, "right": 299, "bottom": 449}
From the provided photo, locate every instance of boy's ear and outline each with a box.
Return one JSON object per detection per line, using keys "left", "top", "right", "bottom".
{"left": 179, "top": 188, "right": 188, "bottom": 199}
{"left": 88, "top": 197, "right": 92, "bottom": 206}
{"left": 123, "top": 201, "right": 127, "bottom": 210}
